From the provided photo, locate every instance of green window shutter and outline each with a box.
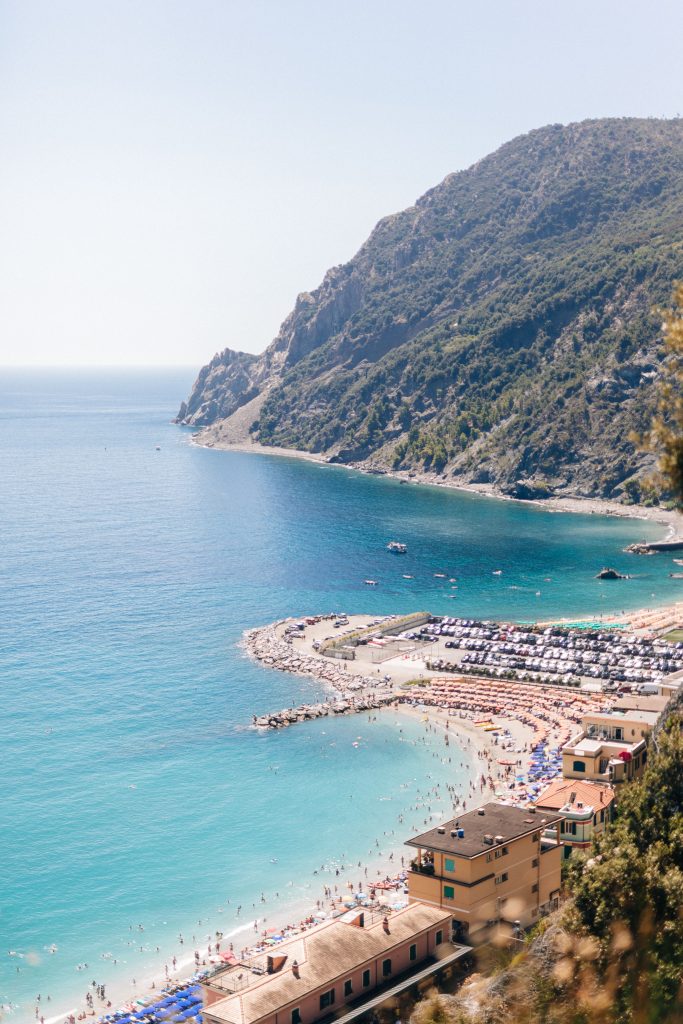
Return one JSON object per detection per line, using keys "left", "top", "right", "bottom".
{"left": 444, "top": 885, "right": 455, "bottom": 900}
{"left": 444, "top": 858, "right": 455, "bottom": 872}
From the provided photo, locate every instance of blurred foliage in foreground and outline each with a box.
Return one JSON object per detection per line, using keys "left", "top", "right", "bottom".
{"left": 641, "top": 283, "right": 683, "bottom": 507}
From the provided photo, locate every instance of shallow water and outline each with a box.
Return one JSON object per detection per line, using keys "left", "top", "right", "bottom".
{"left": 0, "top": 368, "right": 676, "bottom": 1018}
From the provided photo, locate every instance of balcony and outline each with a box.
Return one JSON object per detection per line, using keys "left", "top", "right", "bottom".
{"left": 409, "top": 857, "right": 435, "bottom": 876}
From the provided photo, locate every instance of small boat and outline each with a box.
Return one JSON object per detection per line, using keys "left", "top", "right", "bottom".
{"left": 386, "top": 541, "right": 407, "bottom": 553}
{"left": 402, "top": 574, "right": 414, "bottom": 579}
{"left": 155, "top": 445, "right": 161, "bottom": 451}
{"left": 363, "top": 579, "right": 379, "bottom": 586}
{"left": 492, "top": 570, "right": 502, "bottom": 575}
{"left": 434, "top": 573, "right": 446, "bottom": 578}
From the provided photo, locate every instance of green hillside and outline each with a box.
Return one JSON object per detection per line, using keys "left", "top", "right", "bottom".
{"left": 179, "top": 118, "right": 683, "bottom": 501}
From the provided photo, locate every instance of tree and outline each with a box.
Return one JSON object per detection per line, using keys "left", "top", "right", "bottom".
{"left": 640, "top": 283, "right": 683, "bottom": 505}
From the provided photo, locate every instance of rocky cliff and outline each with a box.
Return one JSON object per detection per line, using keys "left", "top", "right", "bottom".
{"left": 178, "top": 118, "right": 683, "bottom": 501}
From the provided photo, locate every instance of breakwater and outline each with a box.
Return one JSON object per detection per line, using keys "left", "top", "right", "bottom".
{"left": 244, "top": 619, "right": 397, "bottom": 728}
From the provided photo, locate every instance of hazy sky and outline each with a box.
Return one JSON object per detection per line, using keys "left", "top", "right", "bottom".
{"left": 2, "top": 0, "right": 682, "bottom": 367}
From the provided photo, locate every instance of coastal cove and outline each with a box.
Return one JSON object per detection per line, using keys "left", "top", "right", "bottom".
{"left": 2, "top": 368, "right": 683, "bottom": 1022}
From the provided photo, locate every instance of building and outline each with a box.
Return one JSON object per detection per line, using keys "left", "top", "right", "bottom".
{"left": 201, "top": 904, "right": 461, "bottom": 1024}
{"left": 562, "top": 708, "right": 657, "bottom": 787}
{"left": 405, "top": 802, "right": 564, "bottom": 942}
{"left": 582, "top": 708, "right": 659, "bottom": 743}
{"left": 610, "top": 695, "right": 669, "bottom": 715}
{"left": 533, "top": 778, "right": 615, "bottom": 858}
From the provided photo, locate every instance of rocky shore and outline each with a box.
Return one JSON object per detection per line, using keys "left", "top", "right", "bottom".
{"left": 243, "top": 619, "right": 397, "bottom": 729}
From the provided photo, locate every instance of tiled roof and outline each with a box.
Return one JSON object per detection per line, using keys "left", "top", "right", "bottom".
{"left": 534, "top": 778, "right": 615, "bottom": 812}
{"left": 205, "top": 904, "right": 451, "bottom": 1024}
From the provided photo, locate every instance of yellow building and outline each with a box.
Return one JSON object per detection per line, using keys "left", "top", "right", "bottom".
{"left": 534, "top": 778, "right": 615, "bottom": 859}
{"left": 405, "top": 802, "right": 563, "bottom": 943}
{"left": 562, "top": 708, "right": 657, "bottom": 787}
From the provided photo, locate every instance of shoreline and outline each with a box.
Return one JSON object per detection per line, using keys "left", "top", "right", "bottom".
{"left": 34, "top": 710, "right": 478, "bottom": 1024}
{"left": 190, "top": 434, "right": 682, "bottom": 535}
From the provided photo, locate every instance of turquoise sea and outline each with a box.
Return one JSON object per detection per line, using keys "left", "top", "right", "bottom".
{"left": 0, "top": 369, "right": 678, "bottom": 1021}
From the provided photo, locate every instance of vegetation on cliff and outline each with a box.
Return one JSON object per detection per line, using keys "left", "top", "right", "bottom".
{"left": 179, "top": 118, "right": 683, "bottom": 499}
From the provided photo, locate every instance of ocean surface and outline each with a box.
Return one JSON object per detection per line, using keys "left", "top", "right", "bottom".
{"left": 0, "top": 368, "right": 677, "bottom": 1021}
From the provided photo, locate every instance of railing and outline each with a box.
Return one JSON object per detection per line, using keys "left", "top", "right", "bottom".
{"left": 409, "top": 860, "right": 436, "bottom": 876}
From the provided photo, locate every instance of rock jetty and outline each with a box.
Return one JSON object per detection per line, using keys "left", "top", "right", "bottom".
{"left": 252, "top": 693, "right": 396, "bottom": 730}
{"left": 243, "top": 619, "right": 397, "bottom": 729}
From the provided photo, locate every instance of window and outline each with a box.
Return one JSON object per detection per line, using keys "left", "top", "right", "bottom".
{"left": 382, "top": 959, "right": 392, "bottom": 978}
{"left": 319, "top": 990, "right": 335, "bottom": 1010}
{"left": 565, "top": 821, "right": 577, "bottom": 836}
{"left": 599, "top": 758, "right": 609, "bottom": 773}
{"left": 362, "top": 969, "right": 371, "bottom": 988}
{"left": 494, "top": 846, "right": 508, "bottom": 859}
{"left": 642, "top": 750, "right": 647, "bottom": 765}
{"left": 344, "top": 980, "right": 353, "bottom": 997}
{"left": 572, "top": 760, "right": 586, "bottom": 773}
{"left": 532, "top": 857, "right": 539, "bottom": 868}
{"left": 615, "top": 728, "right": 623, "bottom": 740}
{"left": 435, "top": 930, "right": 443, "bottom": 946}
{"left": 495, "top": 873, "right": 508, "bottom": 885}
{"left": 600, "top": 809, "right": 605, "bottom": 823}
{"left": 444, "top": 857, "right": 455, "bottom": 872}
{"left": 531, "top": 833, "right": 539, "bottom": 843}
{"left": 409, "top": 944, "right": 417, "bottom": 962}
{"left": 443, "top": 885, "right": 455, "bottom": 900}
{"left": 291, "top": 1010, "right": 301, "bottom": 1024}
{"left": 531, "top": 883, "right": 538, "bottom": 893}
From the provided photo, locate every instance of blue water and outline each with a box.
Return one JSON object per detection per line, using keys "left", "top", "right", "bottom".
{"left": 0, "top": 369, "right": 677, "bottom": 1020}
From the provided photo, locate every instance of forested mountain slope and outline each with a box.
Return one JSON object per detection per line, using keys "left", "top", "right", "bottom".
{"left": 178, "top": 118, "right": 683, "bottom": 500}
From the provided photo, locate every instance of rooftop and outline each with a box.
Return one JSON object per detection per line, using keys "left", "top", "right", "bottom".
{"left": 564, "top": 732, "right": 646, "bottom": 754}
{"left": 534, "top": 778, "right": 615, "bottom": 814}
{"left": 204, "top": 903, "right": 453, "bottom": 1024}
{"left": 583, "top": 708, "right": 660, "bottom": 727}
{"left": 611, "top": 695, "right": 668, "bottom": 714}
{"left": 405, "top": 802, "right": 563, "bottom": 859}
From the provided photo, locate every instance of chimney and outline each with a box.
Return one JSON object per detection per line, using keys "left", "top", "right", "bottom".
{"left": 291, "top": 960, "right": 300, "bottom": 979}
{"left": 477, "top": 808, "right": 485, "bottom": 816}
{"left": 382, "top": 917, "right": 390, "bottom": 935}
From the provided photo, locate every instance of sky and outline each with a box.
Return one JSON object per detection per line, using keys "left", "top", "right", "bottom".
{"left": 1, "top": 0, "right": 682, "bottom": 368}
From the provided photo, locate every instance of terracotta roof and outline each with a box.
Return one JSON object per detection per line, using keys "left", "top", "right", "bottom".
{"left": 204, "top": 904, "right": 452, "bottom": 1024}
{"left": 404, "top": 802, "right": 563, "bottom": 859}
{"left": 534, "top": 778, "right": 615, "bottom": 812}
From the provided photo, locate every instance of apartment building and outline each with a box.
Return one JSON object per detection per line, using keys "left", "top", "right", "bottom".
{"left": 201, "top": 904, "right": 458, "bottom": 1024}
{"left": 405, "top": 802, "right": 563, "bottom": 942}
{"left": 562, "top": 707, "right": 657, "bottom": 786}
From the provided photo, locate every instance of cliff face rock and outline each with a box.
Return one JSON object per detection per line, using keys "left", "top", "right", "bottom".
{"left": 177, "top": 348, "right": 259, "bottom": 426}
{"left": 178, "top": 118, "right": 683, "bottom": 499}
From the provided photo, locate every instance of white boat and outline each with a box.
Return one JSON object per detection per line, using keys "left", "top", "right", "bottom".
{"left": 386, "top": 541, "right": 407, "bottom": 553}
{"left": 363, "top": 579, "right": 379, "bottom": 586}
